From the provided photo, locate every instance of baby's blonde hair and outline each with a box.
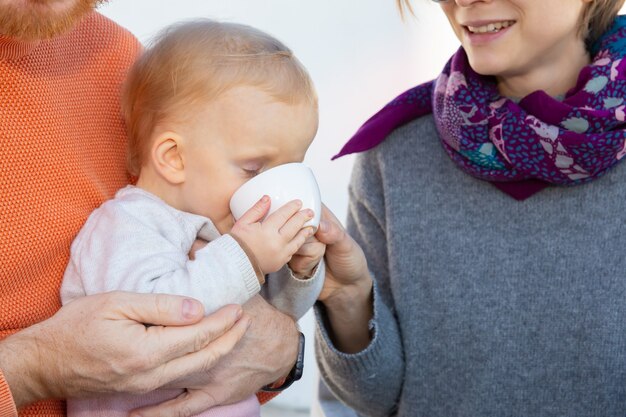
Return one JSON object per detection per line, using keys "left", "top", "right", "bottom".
{"left": 122, "top": 19, "right": 317, "bottom": 176}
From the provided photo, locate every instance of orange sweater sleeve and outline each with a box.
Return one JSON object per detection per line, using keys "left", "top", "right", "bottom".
{"left": 0, "top": 369, "right": 17, "bottom": 417}
{"left": 0, "top": 10, "right": 141, "bottom": 417}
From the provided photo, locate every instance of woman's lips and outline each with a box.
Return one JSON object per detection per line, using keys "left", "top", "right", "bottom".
{"left": 462, "top": 20, "right": 516, "bottom": 45}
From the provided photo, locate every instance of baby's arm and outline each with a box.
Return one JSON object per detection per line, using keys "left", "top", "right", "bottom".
{"left": 60, "top": 198, "right": 261, "bottom": 314}
{"left": 264, "top": 231, "right": 327, "bottom": 319}
{"left": 261, "top": 258, "right": 325, "bottom": 320}
{"left": 231, "top": 197, "right": 325, "bottom": 319}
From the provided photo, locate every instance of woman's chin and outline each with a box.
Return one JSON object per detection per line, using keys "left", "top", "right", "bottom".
{"left": 465, "top": 54, "right": 509, "bottom": 78}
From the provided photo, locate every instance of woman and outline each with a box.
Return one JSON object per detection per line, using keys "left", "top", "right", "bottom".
{"left": 315, "top": 0, "right": 626, "bottom": 415}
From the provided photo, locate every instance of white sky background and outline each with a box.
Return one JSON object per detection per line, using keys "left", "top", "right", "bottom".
{"left": 98, "top": 1, "right": 626, "bottom": 412}
{"left": 98, "top": 1, "right": 459, "bottom": 410}
{"left": 98, "top": 0, "right": 460, "bottom": 224}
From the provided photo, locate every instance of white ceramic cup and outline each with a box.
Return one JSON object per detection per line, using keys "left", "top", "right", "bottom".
{"left": 229, "top": 162, "right": 322, "bottom": 231}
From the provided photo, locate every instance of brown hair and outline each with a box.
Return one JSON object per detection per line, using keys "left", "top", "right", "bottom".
{"left": 396, "top": 0, "right": 414, "bottom": 17}
{"left": 122, "top": 19, "right": 316, "bottom": 176}
{"left": 582, "top": 0, "right": 625, "bottom": 46}
{"left": 395, "top": 0, "right": 625, "bottom": 47}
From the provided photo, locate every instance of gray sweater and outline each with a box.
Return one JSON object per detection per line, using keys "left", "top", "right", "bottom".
{"left": 315, "top": 115, "right": 626, "bottom": 417}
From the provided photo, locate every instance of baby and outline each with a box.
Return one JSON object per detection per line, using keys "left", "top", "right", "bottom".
{"left": 60, "top": 19, "right": 324, "bottom": 417}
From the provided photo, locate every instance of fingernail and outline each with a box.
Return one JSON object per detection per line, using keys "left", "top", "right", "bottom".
{"left": 319, "top": 220, "right": 328, "bottom": 233}
{"left": 235, "top": 306, "right": 243, "bottom": 320}
{"left": 246, "top": 317, "right": 252, "bottom": 330}
{"left": 261, "top": 195, "right": 270, "bottom": 203}
{"left": 307, "top": 210, "right": 314, "bottom": 218}
{"left": 183, "top": 299, "right": 201, "bottom": 318}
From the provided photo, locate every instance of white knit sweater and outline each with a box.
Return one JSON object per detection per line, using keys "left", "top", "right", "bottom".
{"left": 61, "top": 185, "right": 324, "bottom": 319}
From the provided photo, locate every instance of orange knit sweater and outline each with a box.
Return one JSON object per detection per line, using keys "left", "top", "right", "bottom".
{"left": 0, "top": 12, "right": 141, "bottom": 416}
{"left": 0, "top": 12, "right": 280, "bottom": 414}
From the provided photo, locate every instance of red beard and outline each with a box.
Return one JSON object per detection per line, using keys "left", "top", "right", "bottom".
{"left": 0, "top": 0, "right": 106, "bottom": 41}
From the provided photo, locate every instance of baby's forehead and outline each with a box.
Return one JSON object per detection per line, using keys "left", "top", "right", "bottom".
{"left": 123, "top": 19, "right": 317, "bottom": 175}
{"left": 187, "top": 88, "right": 316, "bottom": 154}
{"left": 177, "top": 84, "right": 315, "bottom": 127}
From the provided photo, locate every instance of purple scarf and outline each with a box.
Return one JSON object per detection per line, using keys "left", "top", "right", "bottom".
{"left": 334, "top": 16, "right": 626, "bottom": 200}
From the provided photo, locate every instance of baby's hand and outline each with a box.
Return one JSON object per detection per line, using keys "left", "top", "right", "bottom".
{"left": 230, "top": 196, "right": 314, "bottom": 274}
{"left": 288, "top": 233, "right": 326, "bottom": 278}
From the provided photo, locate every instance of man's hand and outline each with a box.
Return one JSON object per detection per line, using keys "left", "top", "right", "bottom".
{"left": 131, "top": 295, "right": 299, "bottom": 417}
{"left": 0, "top": 292, "right": 249, "bottom": 408}
{"left": 230, "top": 196, "right": 314, "bottom": 274}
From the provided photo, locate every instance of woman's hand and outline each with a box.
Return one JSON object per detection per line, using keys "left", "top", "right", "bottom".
{"left": 315, "top": 205, "right": 374, "bottom": 353}
{"left": 315, "top": 205, "right": 372, "bottom": 304}
{"left": 0, "top": 292, "right": 249, "bottom": 408}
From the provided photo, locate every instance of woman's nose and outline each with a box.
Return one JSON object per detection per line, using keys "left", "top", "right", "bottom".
{"left": 454, "top": 0, "right": 492, "bottom": 7}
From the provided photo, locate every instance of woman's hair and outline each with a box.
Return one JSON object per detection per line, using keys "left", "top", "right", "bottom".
{"left": 122, "top": 19, "right": 316, "bottom": 176}
{"left": 582, "top": 0, "right": 626, "bottom": 46}
{"left": 396, "top": 0, "right": 625, "bottom": 47}
{"left": 395, "top": 0, "right": 414, "bottom": 17}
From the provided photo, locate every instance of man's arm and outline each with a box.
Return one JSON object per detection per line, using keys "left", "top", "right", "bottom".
{"left": 0, "top": 292, "right": 248, "bottom": 409}
{"left": 131, "top": 295, "right": 299, "bottom": 417}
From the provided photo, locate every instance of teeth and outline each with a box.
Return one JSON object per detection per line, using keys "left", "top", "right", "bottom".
{"left": 467, "top": 20, "right": 514, "bottom": 34}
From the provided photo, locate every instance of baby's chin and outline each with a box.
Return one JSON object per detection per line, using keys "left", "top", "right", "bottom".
{"left": 215, "top": 217, "right": 235, "bottom": 236}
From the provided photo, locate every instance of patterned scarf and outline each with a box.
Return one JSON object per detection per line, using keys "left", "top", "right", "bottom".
{"left": 334, "top": 16, "right": 626, "bottom": 200}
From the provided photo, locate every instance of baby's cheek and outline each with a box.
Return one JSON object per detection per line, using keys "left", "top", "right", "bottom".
{"left": 215, "top": 216, "right": 235, "bottom": 235}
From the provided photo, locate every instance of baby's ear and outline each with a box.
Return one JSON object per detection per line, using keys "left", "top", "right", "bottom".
{"left": 151, "top": 131, "right": 185, "bottom": 184}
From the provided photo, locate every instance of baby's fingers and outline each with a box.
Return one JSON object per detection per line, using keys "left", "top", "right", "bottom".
{"left": 235, "top": 196, "right": 271, "bottom": 225}
{"left": 280, "top": 209, "right": 315, "bottom": 239}
{"left": 294, "top": 239, "right": 325, "bottom": 258}
{"left": 264, "top": 199, "right": 303, "bottom": 229}
{"left": 287, "top": 227, "right": 314, "bottom": 255}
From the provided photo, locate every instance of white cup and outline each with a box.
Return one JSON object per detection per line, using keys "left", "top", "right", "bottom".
{"left": 229, "top": 162, "right": 322, "bottom": 231}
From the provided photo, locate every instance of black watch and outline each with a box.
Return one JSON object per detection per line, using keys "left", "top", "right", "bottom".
{"left": 262, "top": 331, "right": 305, "bottom": 392}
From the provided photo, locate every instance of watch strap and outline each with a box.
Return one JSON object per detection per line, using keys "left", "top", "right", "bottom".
{"left": 261, "top": 331, "right": 305, "bottom": 392}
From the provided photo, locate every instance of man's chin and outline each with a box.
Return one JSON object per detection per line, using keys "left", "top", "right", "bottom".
{"left": 0, "top": 0, "right": 106, "bottom": 41}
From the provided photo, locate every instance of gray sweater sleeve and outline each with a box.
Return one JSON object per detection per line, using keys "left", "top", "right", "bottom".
{"left": 314, "top": 149, "right": 405, "bottom": 417}
{"left": 261, "top": 260, "right": 325, "bottom": 320}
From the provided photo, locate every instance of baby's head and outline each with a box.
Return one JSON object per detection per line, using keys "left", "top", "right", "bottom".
{"left": 122, "top": 19, "right": 318, "bottom": 233}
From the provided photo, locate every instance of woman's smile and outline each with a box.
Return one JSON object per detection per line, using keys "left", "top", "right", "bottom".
{"left": 462, "top": 19, "right": 516, "bottom": 45}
